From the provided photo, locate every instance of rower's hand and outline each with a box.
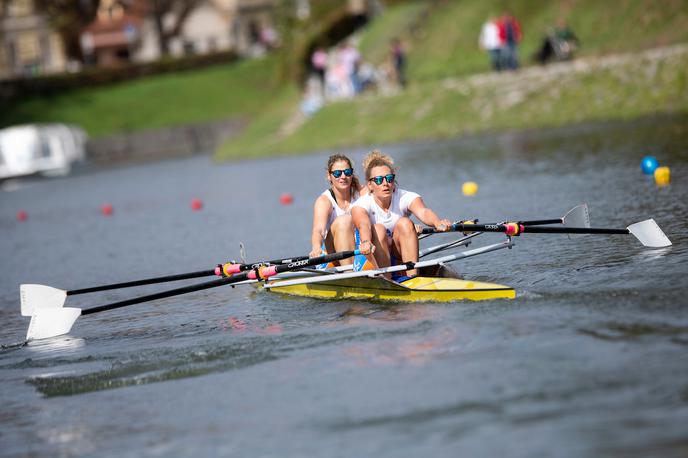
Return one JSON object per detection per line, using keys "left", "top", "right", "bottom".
{"left": 434, "top": 219, "right": 453, "bottom": 232}
{"left": 309, "top": 247, "right": 325, "bottom": 258}
{"left": 359, "top": 240, "right": 375, "bottom": 255}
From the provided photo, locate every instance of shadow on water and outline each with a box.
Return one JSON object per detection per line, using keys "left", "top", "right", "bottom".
{"left": 17, "top": 305, "right": 437, "bottom": 397}
{"left": 579, "top": 322, "right": 688, "bottom": 344}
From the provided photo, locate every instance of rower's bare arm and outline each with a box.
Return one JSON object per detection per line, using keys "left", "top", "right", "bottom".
{"left": 409, "top": 197, "right": 452, "bottom": 231}
{"left": 310, "top": 195, "right": 331, "bottom": 257}
{"left": 352, "top": 206, "right": 374, "bottom": 254}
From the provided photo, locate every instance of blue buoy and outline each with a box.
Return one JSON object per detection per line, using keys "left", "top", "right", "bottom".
{"left": 641, "top": 156, "right": 659, "bottom": 175}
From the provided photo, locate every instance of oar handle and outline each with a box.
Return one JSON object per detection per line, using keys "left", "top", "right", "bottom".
{"left": 219, "top": 255, "right": 310, "bottom": 276}
{"left": 68, "top": 270, "right": 216, "bottom": 295}
{"left": 80, "top": 250, "right": 359, "bottom": 316}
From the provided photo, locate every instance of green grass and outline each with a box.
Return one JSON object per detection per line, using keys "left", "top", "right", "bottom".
{"left": 1, "top": 57, "right": 281, "bottom": 137}
{"left": 217, "top": 0, "right": 688, "bottom": 160}
{"left": 357, "top": 1, "right": 429, "bottom": 63}
{"left": 217, "top": 49, "right": 688, "bottom": 158}
{"left": 403, "top": 0, "right": 688, "bottom": 81}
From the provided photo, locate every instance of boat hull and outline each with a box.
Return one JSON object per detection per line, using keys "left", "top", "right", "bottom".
{"left": 265, "top": 267, "right": 515, "bottom": 303}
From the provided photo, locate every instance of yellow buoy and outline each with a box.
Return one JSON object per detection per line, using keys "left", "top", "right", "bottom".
{"left": 654, "top": 166, "right": 670, "bottom": 186}
{"left": 462, "top": 181, "right": 478, "bottom": 196}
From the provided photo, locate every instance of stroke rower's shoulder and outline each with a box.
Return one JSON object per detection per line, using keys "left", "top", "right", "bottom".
{"left": 314, "top": 192, "right": 333, "bottom": 208}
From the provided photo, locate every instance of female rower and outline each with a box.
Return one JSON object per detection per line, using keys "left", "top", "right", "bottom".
{"left": 351, "top": 150, "right": 452, "bottom": 278}
{"left": 310, "top": 153, "right": 366, "bottom": 265}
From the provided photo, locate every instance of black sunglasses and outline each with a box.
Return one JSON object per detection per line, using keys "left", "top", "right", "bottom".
{"left": 369, "top": 174, "right": 395, "bottom": 185}
{"left": 330, "top": 168, "right": 354, "bottom": 178}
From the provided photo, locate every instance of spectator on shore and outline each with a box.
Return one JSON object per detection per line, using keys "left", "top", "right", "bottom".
{"left": 326, "top": 45, "right": 354, "bottom": 100}
{"left": 340, "top": 41, "right": 362, "bottom": 94}
{"left": 479, "top": 16, "right": 502, "bottom": 71}
{"left": 311, "top": 47, "right": 328, "bottom": 91}
{"left": 390, "top": 38, "right": 406, "bottom": 88}
{"left": 260, "top": 24, "right": 279, "bottom": 50}
{"left": 534, "top": 18, "right": 579, "bottom": 64}
{"left": 498, "top": 11, "right": 522, "bottom": 70}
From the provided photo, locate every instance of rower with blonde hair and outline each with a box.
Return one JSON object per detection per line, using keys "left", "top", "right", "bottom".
{"left": 352, "top": 150, "right": 452, "bottom": 279}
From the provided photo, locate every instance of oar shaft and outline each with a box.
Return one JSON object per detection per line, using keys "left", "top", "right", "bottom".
{"left": 421, "top": 223, "right": 629, "bottom": 236}
{"left": 81, "top": 276, "right": 240, "bottom": 315}
{"left": 80, "top": 250, "right": 358, "bottom": 316}
{"left": 68, "top": 270, "right": 216, "bottom": 295}
{"left": 519, "top": 218, "right": 561, "bottom": 226}
{"left": 521, "top": 226, "right": 628, "bottom": 235}
{"left": 67, "top": 253, "right": 313, "bottom": 296}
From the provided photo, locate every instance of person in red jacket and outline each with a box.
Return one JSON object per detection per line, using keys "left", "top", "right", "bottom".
{"left": 497, "top": 11, "right": 522, "bottom": 70}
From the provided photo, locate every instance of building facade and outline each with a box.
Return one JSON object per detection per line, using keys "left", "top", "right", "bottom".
{"left": 81, "top": 0, "right": 280, "bottom": 67}
{"left": 0, "top": 0, "right": 69, "bottom": 79}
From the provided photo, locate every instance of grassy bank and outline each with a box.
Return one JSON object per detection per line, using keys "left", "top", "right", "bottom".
{"left": 217, "top": 46, "right": 688, "bottom": 159}
{"left": 216, "top": 0, "right": 688, "bottom": 160}
{"left": 399, "top": 0, "right": 688, "bottom": 81}
{"left": 1, "top": 57, "right": 280, "bottom": 137}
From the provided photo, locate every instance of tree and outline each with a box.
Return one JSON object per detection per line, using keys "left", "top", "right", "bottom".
{"left": 33, "top": 0, "right": 100, "bottom": 61}
{"left": 149, "top": 0, "right": 202, "bottom": 56}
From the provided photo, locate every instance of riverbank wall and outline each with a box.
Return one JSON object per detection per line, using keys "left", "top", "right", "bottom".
{"left": 86, "top": 118, "right": 246, "bottom": 165}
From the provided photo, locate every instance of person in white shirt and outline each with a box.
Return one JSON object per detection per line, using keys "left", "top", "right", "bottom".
{"left": 352, "top": 150, "right": 451, "bottom": 279}
{"left": 479, "top": 17, "right": 503, "bottom": 71}
{"left": 310, "top": 154, "right": 367, "bottom": 265}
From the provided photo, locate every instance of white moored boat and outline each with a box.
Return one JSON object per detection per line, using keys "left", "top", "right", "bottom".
{"left": 0, "top": 124, "right": 87, "bottom": 180}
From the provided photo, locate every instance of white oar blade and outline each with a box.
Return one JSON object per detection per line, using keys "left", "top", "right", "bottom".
{"left": 20, "top": 284, "right": 67, "bottom": 316}
{"left": 563, "top": 203, "right": 590, "bottom": 228}
{"left": 26, "top": 307, "right": 81, "bottom": 340}
{"left": 627, "top": 219, "right": 672, "bottom": 248}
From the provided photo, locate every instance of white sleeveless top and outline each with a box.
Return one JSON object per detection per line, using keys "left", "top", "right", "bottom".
{"left": 322, "top": 189, "right": 359, "bottom": 234}
{"left": 352, "top": 188, "right": 420, "bottom": 233}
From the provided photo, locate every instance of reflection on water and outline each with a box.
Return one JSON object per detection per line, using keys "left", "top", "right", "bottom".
{"left": 26, "top": 337, "right": 86, "bottom": 354}
{"left": 631, "top": 247, "right": 674, "bottom": 262}
{"left": 1, "top": 115, "right": 688, "bottom": 456}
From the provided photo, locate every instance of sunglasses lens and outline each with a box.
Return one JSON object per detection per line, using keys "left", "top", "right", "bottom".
{"left": 372, "top": 176, "right": 383, "bottom": 185}
{"left": 386, "top": 174, "right": 395, "bottom": 183}
{"left": 331, "top": 168, "right": 353, "bottom": 178}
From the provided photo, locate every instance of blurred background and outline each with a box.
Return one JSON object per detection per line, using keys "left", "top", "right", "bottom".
{"left": 2, "top": 3, "right": 688, "bottom": 457}
{"left": 1, "top": 0, "right": 686, "bottom": 175}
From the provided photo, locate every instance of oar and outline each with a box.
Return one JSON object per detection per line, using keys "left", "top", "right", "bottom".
{"left": 265, "top": 240, "right": 514, "bottom": 289}
{"left": 418, "top": 204, "right": 590, "bottom": 257}
{"left": 20, "top": 253, "right": 312, "bottom": 317}
{"left": 519, "top": 203, "right": 590, "bottom": 227}
{"left": 24, "top": 250, "right": 359, "bottom": 341}
{"left": 421, "top": 219, "right": 671, "bottom": 248}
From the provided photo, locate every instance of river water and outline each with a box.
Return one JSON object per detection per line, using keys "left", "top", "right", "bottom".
{"left": 1, "top": 116, "right": 687, "bottom": 457}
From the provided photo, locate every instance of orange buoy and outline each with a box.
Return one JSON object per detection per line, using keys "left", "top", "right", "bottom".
{"left": 191, "top": 198, "right": 203, "bottom": 211}
{"left": 101, "top": 204, "right": 114, "bottom": 216}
